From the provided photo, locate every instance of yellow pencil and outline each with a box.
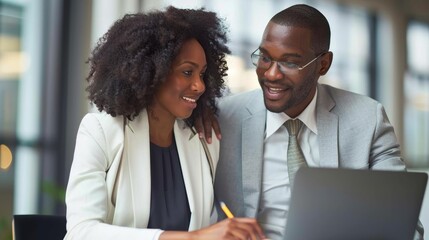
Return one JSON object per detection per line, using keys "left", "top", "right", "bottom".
{"left": 220, "top": 202, "right": 271, "bottom": 240}
{"left": 220, "top": 201, "right": 234, "bottom": 218}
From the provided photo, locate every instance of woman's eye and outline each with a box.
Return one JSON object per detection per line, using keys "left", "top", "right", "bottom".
{"left": 199, "top": 72, "right": 205, "bottom": 78}
{"left": 183, "top": 71, "right": 192, "bottom": 76}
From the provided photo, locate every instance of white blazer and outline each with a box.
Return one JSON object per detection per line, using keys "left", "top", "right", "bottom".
{"left": 64, "top": 109, "right": 219, "bottom": 240}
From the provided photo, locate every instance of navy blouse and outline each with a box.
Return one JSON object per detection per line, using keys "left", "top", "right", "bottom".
{"left": 147, "top": 138, "right": 191, "bottom": 231}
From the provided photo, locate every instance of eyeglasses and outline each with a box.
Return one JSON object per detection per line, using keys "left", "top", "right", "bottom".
{"left": 250, "top": 49, "right": 326, "bottom": 75}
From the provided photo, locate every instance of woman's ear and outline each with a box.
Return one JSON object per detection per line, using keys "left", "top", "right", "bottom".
{"left": 319, "top": 51, "right": 333, "bottom": 76}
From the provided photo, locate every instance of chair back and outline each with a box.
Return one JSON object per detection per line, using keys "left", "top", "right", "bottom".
{"left": 12, "top": 215, "right": 66, "bottom": 240}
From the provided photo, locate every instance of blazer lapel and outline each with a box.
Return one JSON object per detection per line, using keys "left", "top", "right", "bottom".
{"left": 125, "top": 113, "right": 206, "bottom": 229}
{"left": 316, "top": 84, "right": 339, "bottom": 168}
{"left": 242, "top": 94, "right": 266, "bottom": 217}
{"left": 174, "top": 120, "right": 205, "bottom": 230}
{"left": 125, "top": 109, "right": 152, "bottom": 227}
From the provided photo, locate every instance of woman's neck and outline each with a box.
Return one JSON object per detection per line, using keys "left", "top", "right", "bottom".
{"left": 147, "top": 107, "right": 175, "bottom": 147}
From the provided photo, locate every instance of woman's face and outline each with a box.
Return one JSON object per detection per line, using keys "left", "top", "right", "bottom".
{"left": 153, "top": 38, "right": 207, "bottom": 121}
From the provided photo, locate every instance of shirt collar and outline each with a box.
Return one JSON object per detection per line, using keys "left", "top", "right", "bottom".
{"left": 266, "top": 89, "right": 318, "bottom": 139}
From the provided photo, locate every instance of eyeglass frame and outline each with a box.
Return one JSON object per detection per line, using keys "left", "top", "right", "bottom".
{"left": 250, "top": 49, "right": 327, "bottom": 74}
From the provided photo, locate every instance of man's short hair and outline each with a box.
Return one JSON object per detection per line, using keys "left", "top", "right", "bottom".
{"left": 270, "top": 4, "right": 331, "bottom": 53}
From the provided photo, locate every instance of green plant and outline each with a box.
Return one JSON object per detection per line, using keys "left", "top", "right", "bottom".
{"left": 0, "top": 217, "right": 13, "bottom": 240}
{"left": 41, "top": 181, "right": 66, "bottom": 203}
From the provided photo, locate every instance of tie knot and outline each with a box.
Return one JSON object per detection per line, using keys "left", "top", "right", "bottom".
{"left": 285, "top": 119, "right": 302, "bottom": 136}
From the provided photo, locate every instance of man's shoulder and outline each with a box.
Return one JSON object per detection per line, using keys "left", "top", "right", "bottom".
{"left": 320, "top": 84, "right": 379, "bottom": 106}
{"left": 218, "top": 89, "right": 262, "bottom": 107}
{"left": 318, "top": 84, "right": 383, "bottom": 120}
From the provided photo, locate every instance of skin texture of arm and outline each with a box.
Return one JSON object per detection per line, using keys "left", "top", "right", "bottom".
{"left": 160, "top": 218, "right": 265, "bottom": 240}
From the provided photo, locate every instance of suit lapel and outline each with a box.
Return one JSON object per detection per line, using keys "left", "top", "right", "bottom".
{"left": 174, "top": 120, "right": 204, "bottom": 230}
{"left": 316, "top": 85, "right": 339, "bottom": 167}
{"left": 242, "top": 93, "right": 266, "bottom": 217}
{"left": 126, "top": 112, "right": 205, "bottom": 229}
{"left": 125, "top": 109, "right": 152, "bottom": 227}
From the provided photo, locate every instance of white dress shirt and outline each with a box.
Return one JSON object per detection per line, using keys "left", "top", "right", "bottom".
{"left": 257, "top": 90, "right": 319, "bottom": 239}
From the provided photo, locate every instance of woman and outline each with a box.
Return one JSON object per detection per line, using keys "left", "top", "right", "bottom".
{"left": 65, "top": 6, "right": 265, "bottom": 240}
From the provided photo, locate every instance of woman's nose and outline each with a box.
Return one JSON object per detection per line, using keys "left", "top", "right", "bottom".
{"left": 192, "top": 76, "right": 205, "bottom": 93}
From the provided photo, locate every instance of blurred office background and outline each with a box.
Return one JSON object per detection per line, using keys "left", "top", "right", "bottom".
{"left": 0, "top": 0, "right": 428, "bottom": 239}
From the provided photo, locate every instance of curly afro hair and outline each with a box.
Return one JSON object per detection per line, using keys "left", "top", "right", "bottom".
{"left": 86, "top": 6, "right": 230, "bottom": 125}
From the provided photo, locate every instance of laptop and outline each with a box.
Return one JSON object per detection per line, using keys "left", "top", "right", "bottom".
{"left": 285, "top": 167, "right": 427, "bottom": 240}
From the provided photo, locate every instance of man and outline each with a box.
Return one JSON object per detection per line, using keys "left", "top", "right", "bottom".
{"left": 201, "top": 4, "right": 424, "bottom": 240}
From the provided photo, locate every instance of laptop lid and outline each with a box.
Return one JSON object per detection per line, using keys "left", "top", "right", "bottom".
{"left": 285, "top": 168, "right": 427, "bottom": 240}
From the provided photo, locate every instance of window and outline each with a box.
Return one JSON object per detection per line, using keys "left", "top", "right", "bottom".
{"left": 0, "top": 2, "right": 23, "bottom": 238}
{"left": 190, "top": 1, "right": 372, "bottom": 96}
{"left": 404, "top": 20, "right": 429, "bottom": 167}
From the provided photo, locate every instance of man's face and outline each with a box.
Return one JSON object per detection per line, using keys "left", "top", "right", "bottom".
{"left": 256, "top": 22, "right": 323, "bottom": 118}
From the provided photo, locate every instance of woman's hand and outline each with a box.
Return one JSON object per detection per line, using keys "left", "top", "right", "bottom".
{"left": 191, "top": 218, "right": 266, "bottom": 240}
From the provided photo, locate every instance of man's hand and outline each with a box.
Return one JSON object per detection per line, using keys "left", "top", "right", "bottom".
{"left": 195, "top": 107, "right": 221, "bottom": 144}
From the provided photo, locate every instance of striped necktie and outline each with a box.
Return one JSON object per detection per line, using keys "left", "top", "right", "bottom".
{"left": 285, "top": 119, "right": 307, "bottom": 188}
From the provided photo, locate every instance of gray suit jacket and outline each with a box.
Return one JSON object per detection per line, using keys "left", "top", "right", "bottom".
{"left": 214, "top": 84, "right": 423, "bottom": 238}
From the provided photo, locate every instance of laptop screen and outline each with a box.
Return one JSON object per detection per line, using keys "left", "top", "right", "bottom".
{"left": 285, "top": 168, "right": 427, "bottom": 240}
